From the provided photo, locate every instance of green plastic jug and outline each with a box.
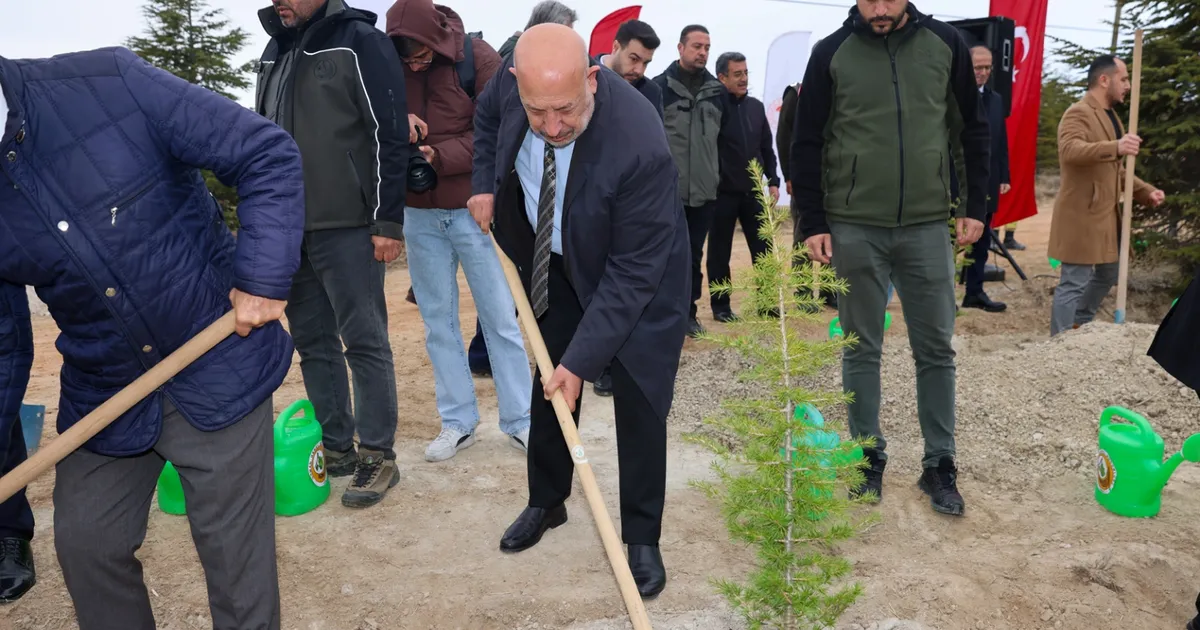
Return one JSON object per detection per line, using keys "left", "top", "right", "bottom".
{"left": 156, "top": 461, "right": 187, "bottom": 515}
{"left": 274, "top": 399, "right": 331, "bottom": 516}
{"left": 1094, "top": 406, "right": 1200, "bottom": 518}
{"left": 782, "top": 404, "right": 865, "bottom": 519}
{"left": 829, "top": 312, "right": 891, "bottom": 339}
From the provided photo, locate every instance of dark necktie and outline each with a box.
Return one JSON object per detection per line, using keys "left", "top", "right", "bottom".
{"left": 530, "top": 142, "right": 556, "bottom": 318}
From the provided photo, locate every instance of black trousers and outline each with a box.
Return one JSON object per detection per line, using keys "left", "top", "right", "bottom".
{"left": 684, "top": 201, "right": 717, "bottom": 319}
{"left": 707, "top": 191, "right": 769, "bottom": 313}
{"left": 0, "top": 414, "right": 33, "bottom": 541}
{"left": 527, "top": 255, "right": 666, "bottom": 544}
{"left": 963, "top": 212, "right": 995, "bottom": 298}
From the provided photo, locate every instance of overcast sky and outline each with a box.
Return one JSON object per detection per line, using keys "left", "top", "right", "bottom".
{"left": 4, "top": 0, "right": 1118, "bottom": 108}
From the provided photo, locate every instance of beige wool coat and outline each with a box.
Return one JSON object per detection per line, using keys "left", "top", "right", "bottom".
{"left": 1048, "top": 92, "right": 1155, "bottom": 265}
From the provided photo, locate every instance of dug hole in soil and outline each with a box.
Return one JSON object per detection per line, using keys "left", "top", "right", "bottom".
{"left": 5, "top": 208, "right": 1199, "bottom": 630}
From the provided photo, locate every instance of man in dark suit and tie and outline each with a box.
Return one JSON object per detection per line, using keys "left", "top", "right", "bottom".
{"left": 954, "top": 40, "right": 1011, "bottom": 313}
{"left": 471, "top": 23, "right": 690, "bottom": 599}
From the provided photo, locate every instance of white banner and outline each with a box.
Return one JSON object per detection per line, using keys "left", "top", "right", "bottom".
{"left": 762, "top": 30, "right": 812, "bottom": 206}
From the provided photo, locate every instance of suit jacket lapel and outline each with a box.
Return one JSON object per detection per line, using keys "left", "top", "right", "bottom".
{"left": 1084, "top": 92, "right": 1117, "bottom": 141}
{"left": 563, "top": 73, "right": 609, "bottom": 213}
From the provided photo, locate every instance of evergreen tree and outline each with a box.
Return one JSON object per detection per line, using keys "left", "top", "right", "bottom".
{"left": 126, "top": 0, "right": 256, "bottom": 229}
{"left": 1050, "top": 0, "right": 1200, "bottom": 278}
{"left": 1035, "top": 72, "right": 1083, "bottom": 174}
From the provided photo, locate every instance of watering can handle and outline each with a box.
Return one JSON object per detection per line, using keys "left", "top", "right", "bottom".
{"left": 274, "top": 399, "right": 316, "bottom": 443}
{"left": 1099, "top": 406, "right": 1153, "bottom": 438}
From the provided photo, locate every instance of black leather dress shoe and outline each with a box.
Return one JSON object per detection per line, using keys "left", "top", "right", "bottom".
{"left": 962, "top": 292, "right": 1007, "bottom": 313}
{"left": 0, "top": 538, "right": 35, "bottom": 603}
{"left": 500, "top": 505, "right": 567, "bottom": 553}
{"left": 628, "top": 544, "right": 666, "bottom": 599}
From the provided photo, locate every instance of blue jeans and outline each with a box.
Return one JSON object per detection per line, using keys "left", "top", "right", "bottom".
{"left": 403, "top": 208, "right": 532, "bottom": 436}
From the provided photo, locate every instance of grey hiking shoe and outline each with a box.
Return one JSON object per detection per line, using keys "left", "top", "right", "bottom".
{"left": 325, "top": 446, "right": 358, "bottom": 478}
{"left": 341, "top": 449, "right": 399, "bottom": 509}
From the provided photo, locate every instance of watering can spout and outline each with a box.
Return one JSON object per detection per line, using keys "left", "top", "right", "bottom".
{"left": 1150, "top": 434, "right": 1200, "bottom": 493}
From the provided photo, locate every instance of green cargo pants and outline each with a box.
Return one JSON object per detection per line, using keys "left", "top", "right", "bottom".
{"left": 828, "top": 219, "right": 958, "bottom": 468}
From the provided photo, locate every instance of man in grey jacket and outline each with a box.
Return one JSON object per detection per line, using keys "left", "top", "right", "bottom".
{"left": 256, "top": 0, "right": 409, "bottom": 509}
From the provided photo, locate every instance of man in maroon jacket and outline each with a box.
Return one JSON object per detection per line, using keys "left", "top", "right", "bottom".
{"left": 387, "top": 0, "right": 533, "bottom": 463}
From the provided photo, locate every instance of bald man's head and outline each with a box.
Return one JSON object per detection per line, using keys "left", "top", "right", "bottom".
{"left": 510, "top": 23, "right": 600, "bottom": 147}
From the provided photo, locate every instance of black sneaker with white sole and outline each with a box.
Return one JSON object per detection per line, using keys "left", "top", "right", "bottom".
{"left": 918, "top": 457, "right": 965, "bottom": 516}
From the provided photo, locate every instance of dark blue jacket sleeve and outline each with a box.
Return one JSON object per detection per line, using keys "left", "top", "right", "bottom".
{"left": 560, "top": 147, "right": 680, "bottom": 381}
{"left": 757, "top": 100, "right": 780, "bottom": 187}
{"left": 791, "top": 37, "right": 837, "bottom": 238}
{"left": 113, "top": 48, "right": 305, "bottom": 301}
{"left": 472, "top": 59, "right": 513, "bottom": 196}
{"left": 642, "top": 80, "right": 664, "bottom": 121}
{"left": 353, "top": 28, "right": 410, "bottom": 238}
{"left": 717, "top": 85, "right": 748, "bottom": 177}
{"left": 0, "top": 283, "right": 33, "bottom": 449}
{"left": 937, "top": 24, "right": 990, "bottom": 222}
{"left": 996, "top": 93, "right": 1011, "bottom": 185}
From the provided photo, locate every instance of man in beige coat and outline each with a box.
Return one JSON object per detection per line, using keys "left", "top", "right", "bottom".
{"left": 1047, "top": 54, "right": 1164, "bottom": 336}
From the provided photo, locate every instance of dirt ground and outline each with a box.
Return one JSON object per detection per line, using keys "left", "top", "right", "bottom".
{"left": 4, "top": 201, "right": 1198, "bottom": 630}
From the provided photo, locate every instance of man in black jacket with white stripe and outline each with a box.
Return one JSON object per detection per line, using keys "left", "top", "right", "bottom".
{"left": 256, "top": 0, "right": 409, "bottom": 508}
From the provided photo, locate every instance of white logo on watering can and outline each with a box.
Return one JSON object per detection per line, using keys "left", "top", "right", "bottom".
{"left": 309, "top": 443, "right": 328, "bottom": 486}
{"left": 571, "top": 445, "right": 588, "bottom": 463}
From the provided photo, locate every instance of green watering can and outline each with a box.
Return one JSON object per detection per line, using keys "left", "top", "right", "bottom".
{"left": 273, "top": 399, "right": 330, "bottom": 517}
{"left": 155, "top": 400, "right": 331, "bottom": 516}
{"left": 829, "top": 312, "right": 892, "bottom": 339}
{"left": 1094, "top": 406, "right": 1200, "bottom": 518}
{"left": 781, "top": 404, "right": 865, "bottom": 519}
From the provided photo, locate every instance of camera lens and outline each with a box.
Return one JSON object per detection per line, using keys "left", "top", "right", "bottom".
{"left": 407, "top": 143, "right": 437, "bottom": 193}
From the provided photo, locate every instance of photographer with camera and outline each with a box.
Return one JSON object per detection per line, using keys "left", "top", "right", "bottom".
{"left": 386, "top": 0, "right": 533, "bottom": 463}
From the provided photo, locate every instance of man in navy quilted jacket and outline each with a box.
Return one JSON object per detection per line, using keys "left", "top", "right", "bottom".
{"left": 0, "top": 47, "right": 304, "bottom": 630}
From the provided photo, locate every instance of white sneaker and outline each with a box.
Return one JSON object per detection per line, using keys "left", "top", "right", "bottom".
{"left": 425, "top": 428, "right": 476, "bottom": 462}
{"left": 509, "top": 426, "right": 530, "bottom": 454}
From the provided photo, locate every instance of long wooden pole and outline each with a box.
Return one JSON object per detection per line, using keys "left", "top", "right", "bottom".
{"left": 491, "top": 236, "right": 653, "bottom": 630}
{"left": 1115, "top": 28, "right": 1143, "bottom": 324}
{"left": 0, "top": 311, "right": 237, "bottom": 503}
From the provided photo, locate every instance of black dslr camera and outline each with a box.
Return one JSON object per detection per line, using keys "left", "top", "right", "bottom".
{"left": 408, "top": 129, "right": 437, "bottom": 193}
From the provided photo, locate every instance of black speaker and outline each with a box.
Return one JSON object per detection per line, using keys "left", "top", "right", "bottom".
{"left": 947, "top": 16, "right": 1015, "bottom": 117}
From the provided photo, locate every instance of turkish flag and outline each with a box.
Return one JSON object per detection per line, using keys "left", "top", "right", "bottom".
{"left": 989, "top": 0, "right": 1048, "bottom": 227}
{"left": 588, "top": 6, "right": 641, "bottom": 58}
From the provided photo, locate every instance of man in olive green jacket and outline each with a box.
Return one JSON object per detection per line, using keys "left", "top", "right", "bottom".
{"left": 791, "top": 0, "right": 990, "bottom": 517}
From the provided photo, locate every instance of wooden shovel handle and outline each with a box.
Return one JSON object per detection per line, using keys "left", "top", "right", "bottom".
{"left": 0, "top": 311, "right": 238, "bottom": 504}
{"left": 490, "top": 236, "right": 653, "bottom": 630}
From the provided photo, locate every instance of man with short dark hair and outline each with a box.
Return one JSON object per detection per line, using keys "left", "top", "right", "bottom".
{"left": 1047, "top": 53, "right": 1165, "bottom": 336}
{"left": 599, "top": 19, "right": 664, "bottom": 119}
{"left": 256, "top": 0, "right": 409, "bottom": 508}
{"left": 707, "top": 51, "right": 778, "bottom": 322}
{"left": 792, "top": 0, "right": 991, "bottom": 517}
{"left": 653, "top": 25, "right": 745, "bottom": 337}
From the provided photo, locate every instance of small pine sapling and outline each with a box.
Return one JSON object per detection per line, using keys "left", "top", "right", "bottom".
{"left": 687, "top": 160, "right": 879, "bottom": 629}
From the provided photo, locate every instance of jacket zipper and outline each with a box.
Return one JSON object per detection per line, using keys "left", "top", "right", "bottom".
{"left": 887, "top": 37, "right": 905, "bottom": 226}
{"left": 937, "top": 155, "right": 946, "bottom": 202}
{"left": 845, "top": 155, "right": 858, "bottom": 206}
{"left": 388, "top": 89, "right": 397, "bottom": 134}
{"left": 110, "top": 180, "right": 155, "bottom": 226}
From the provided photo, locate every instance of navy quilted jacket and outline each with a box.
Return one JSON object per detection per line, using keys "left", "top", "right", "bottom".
{"left": 0, "top": 47, "right": 305, "bottom": 457}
